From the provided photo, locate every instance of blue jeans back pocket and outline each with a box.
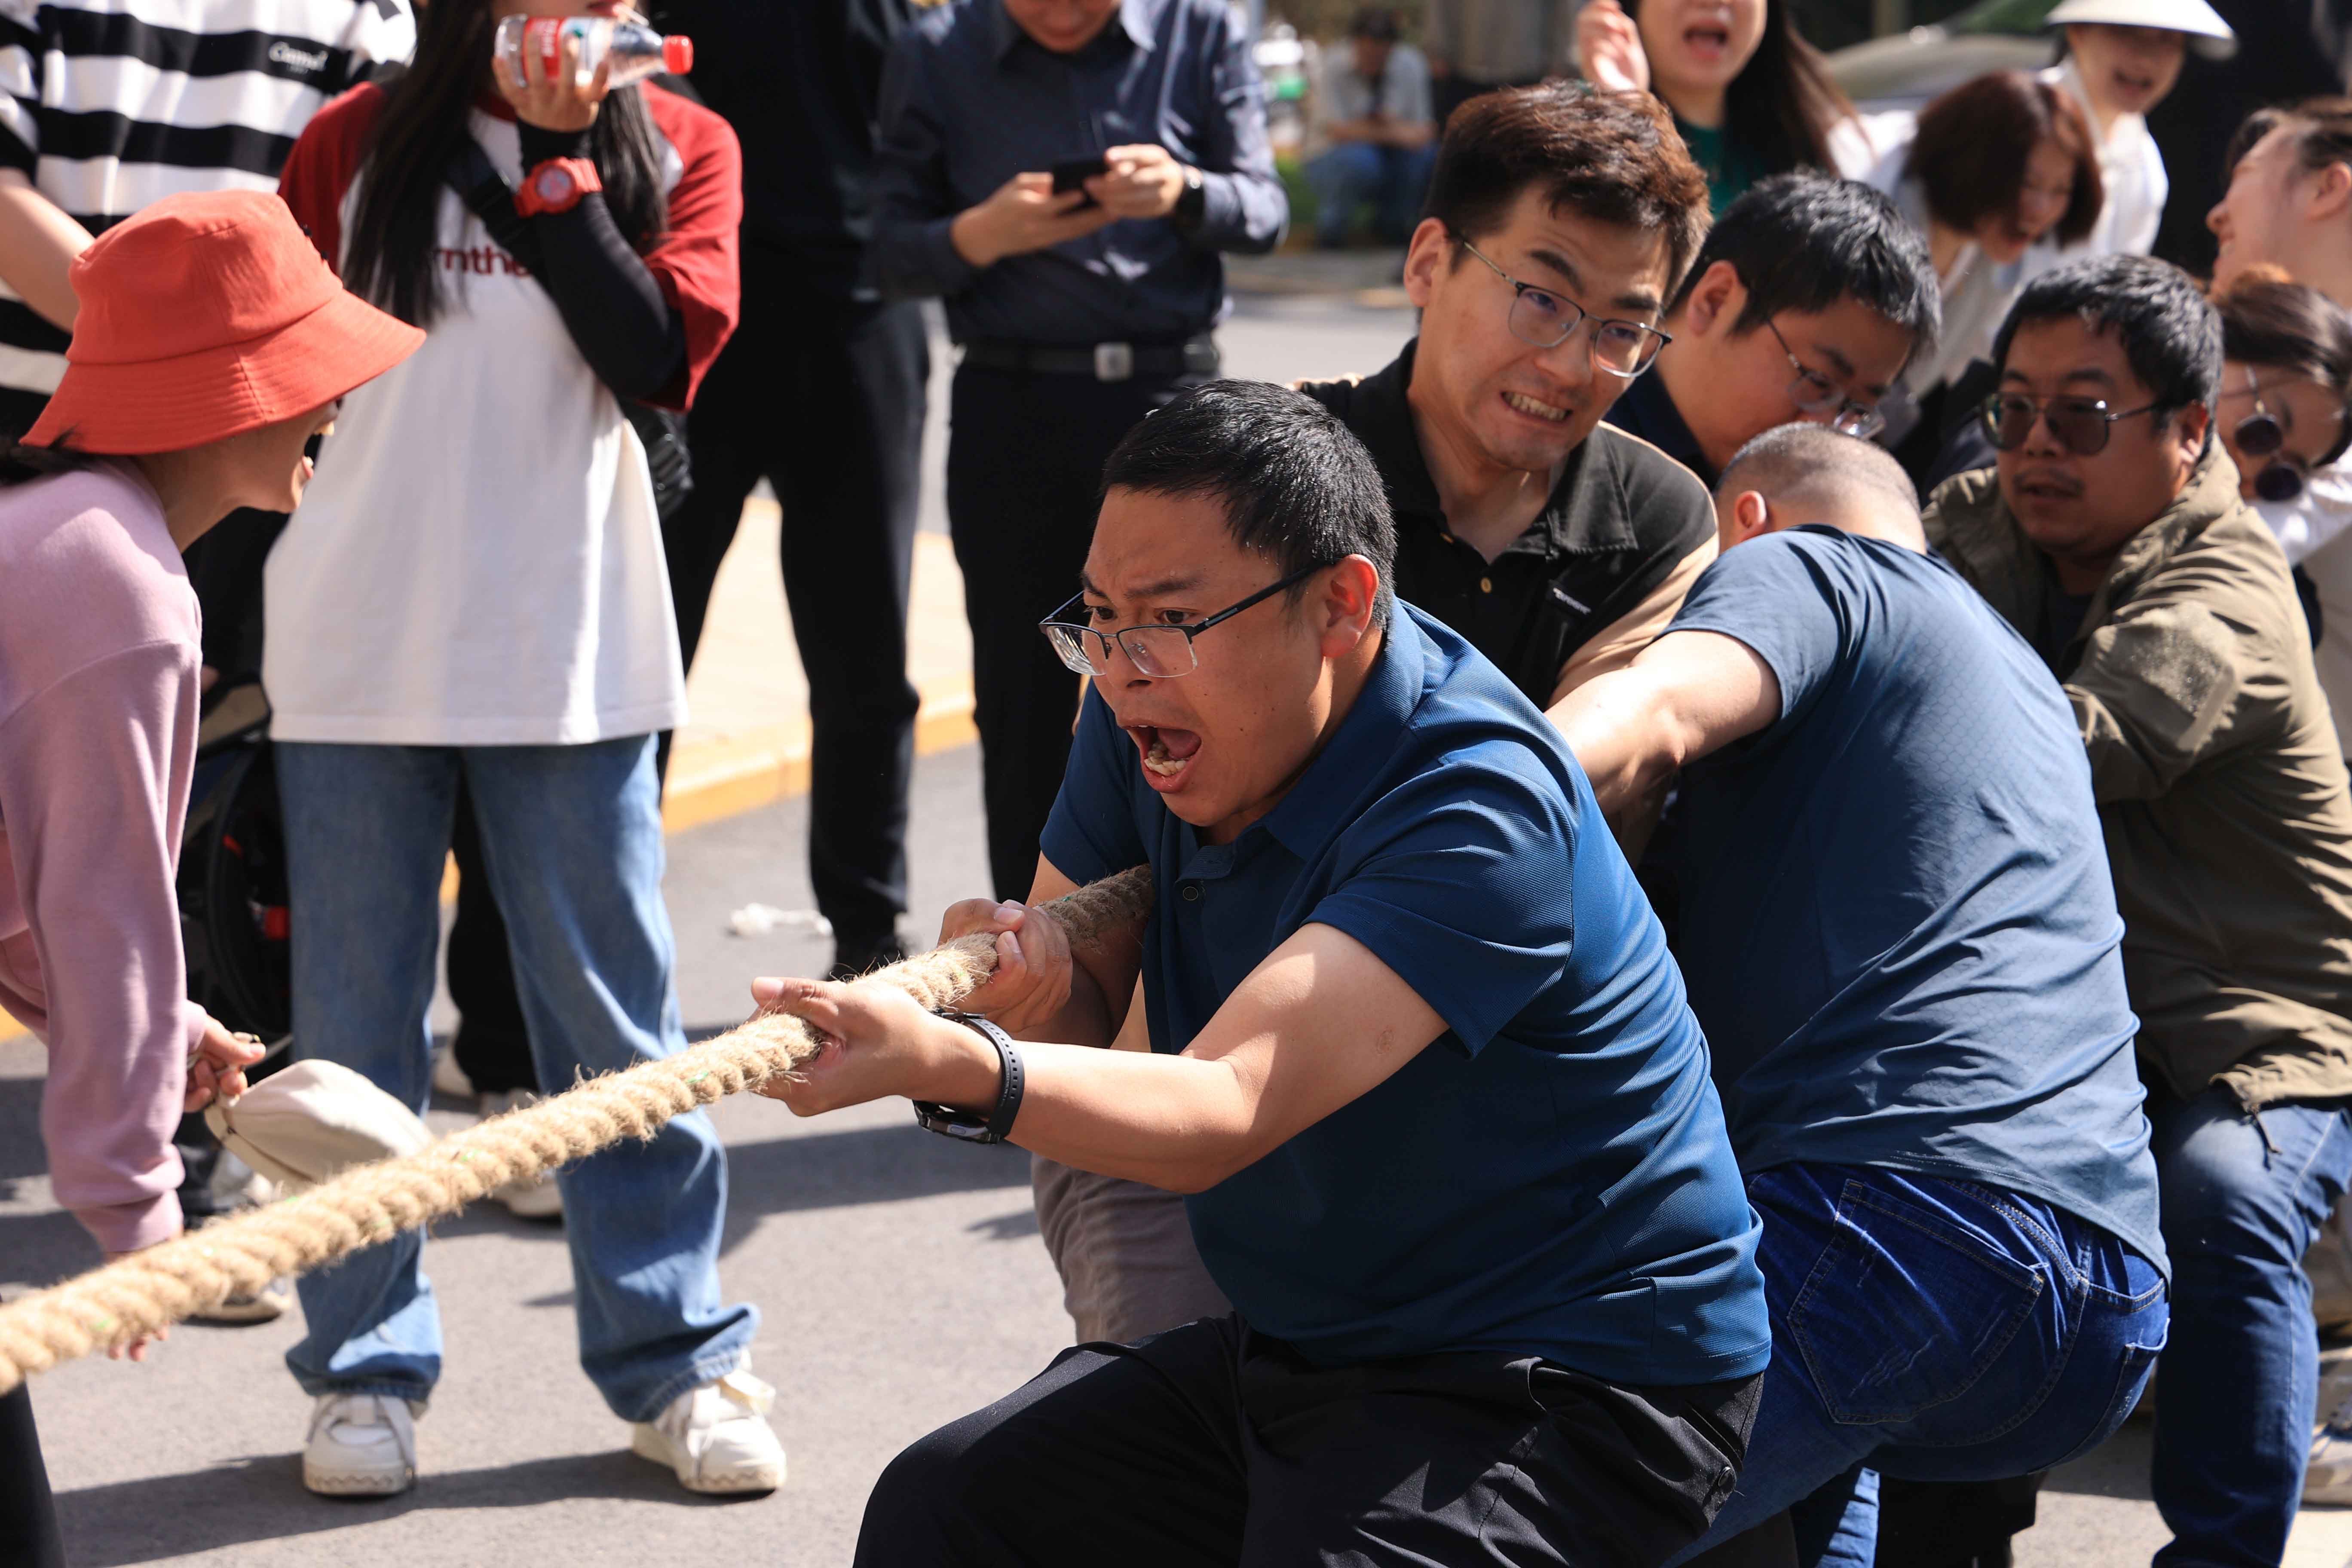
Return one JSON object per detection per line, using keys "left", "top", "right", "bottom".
{"left": 1786, "top": 1179, "right": 2045, "bottom": 1427}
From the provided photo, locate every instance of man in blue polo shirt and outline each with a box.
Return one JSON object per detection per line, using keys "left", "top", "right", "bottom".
{"left": 752, "top": 380, "right": 1771, "bottom": 1566}
{"left": 1555, "top": 423, "right": 2169, "bottom": 1565}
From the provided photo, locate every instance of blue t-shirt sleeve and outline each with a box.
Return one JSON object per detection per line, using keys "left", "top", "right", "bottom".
{"left": 1666, "top": 531, "right": 1854, "bottom": 724}
{"left": 1039, "top": 687, "right": 1149, "bottom": 887}
{"left": 1305, "top": 753, "right": 1577, "bottom": 1056}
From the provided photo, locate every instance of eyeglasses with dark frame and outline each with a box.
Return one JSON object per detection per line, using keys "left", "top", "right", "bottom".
{"left": 1450, "top": 233, "right": 1671, "bottom": 379}
{"left": 2225, "top": 364, "right": 2332, "bottom": 504}
{"left": 1764, "top": 317, "right": 1886, "bottom": 440}
{"left": 1039, "top": 561, "right": 1333, "bottom": 679}
{"left": 1979, "top": 391, "right": 2164, "bottom": 457}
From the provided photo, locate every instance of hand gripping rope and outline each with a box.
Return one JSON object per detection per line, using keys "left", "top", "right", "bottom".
{"left": 0, "top": 865, "right": 1155, "bottom": 1394}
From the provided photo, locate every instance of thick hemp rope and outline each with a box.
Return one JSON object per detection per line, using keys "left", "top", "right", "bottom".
{"left": 0, "top": 865, "right": 1155, "bottom": 1395}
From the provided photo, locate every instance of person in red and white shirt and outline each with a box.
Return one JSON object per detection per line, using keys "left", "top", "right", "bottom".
{"left": 269, "top": 0, "right": 775, "bottom": 1501}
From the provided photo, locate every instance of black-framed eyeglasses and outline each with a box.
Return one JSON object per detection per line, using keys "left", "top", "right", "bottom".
{"left": 2227, "top": 365, "right": 2323, "bottom": 504}
{"left": 1451, "top": 233, "right": 1671, "bottom": 379}
{"left": 1980, "top": 391, "right": 2163, "bottom": 457}
{"left": 1038, "top": 561, "right": 1332, "bottom": 679}
{"left": 1764, "top": 317, "right": 1886, "bottom": 440}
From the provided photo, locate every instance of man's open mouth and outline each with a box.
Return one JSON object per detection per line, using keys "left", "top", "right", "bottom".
{"left": 2014, "top": 471, "right": 2083, "bottom": 499}
{"left": 1504, "top": 390, "right": 1571, "bottom": 423}
{"left": 1130, "top": 722, "right": 1203, "bottom": 784}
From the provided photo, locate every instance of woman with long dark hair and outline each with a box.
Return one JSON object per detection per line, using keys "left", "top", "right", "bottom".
{"left": 270, "top": 0, "right": 772, "bottom": 1500}
{"left": 1575, "top": 0, "right": 1858, "bottom": 214}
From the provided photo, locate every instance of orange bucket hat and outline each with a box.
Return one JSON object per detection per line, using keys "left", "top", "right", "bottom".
{"left": 25, "top": 189, "right": 423, "bottom": 454}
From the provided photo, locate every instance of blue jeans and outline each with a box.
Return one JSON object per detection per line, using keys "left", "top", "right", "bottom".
{"left": 1305, "top": 141, "right": 1435, "bottom": 246}
{"left": 2147, "top": 1087, "right": 2352, "bottom": 1568}
{"left": 1666, "top": 1162, "right": 2168, "bottom": 1566}
{"left": 276, "top": 737, "right": 756, "bottom": 1423}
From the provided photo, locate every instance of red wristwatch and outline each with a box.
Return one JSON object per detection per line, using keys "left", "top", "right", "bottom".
{"left": 515, "top": 157, "right": 601, "bottom": 217}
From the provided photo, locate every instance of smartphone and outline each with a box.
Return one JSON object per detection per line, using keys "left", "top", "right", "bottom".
{"left": 1051, "top": 155, "right": 1109, "bottom": 208}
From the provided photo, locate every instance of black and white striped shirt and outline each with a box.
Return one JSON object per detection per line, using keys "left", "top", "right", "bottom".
{"left": 0, "top": 0, "right": 412, "bottom": 413}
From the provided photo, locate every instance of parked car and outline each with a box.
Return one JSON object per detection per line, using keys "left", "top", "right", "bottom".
{"left": 1828, "top": 0, "right": 2057, "bottom": 111}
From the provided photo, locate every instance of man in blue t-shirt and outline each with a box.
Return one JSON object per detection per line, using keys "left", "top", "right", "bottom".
{"left": 751, "top": 381, "right": 1772, "bottom": 1566}
{"left": 1556, "top": 422, "right": 2170, "bottom": 1564}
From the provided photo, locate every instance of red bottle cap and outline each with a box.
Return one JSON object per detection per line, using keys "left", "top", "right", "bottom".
{"left": 662, "top": 34, "right": 693, "bottom": 74}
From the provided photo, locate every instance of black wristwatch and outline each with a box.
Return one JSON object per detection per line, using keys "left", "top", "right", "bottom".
{"left": 913, "top": 1010, "right": 1024, "bottom": 1143}
{"left": 1171, "top": 164, "right": 1207, "bottom": 233}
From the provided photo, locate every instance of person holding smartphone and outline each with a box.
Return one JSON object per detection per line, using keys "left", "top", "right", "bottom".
{"left": 869, "top": 0, "right": 1288, "bottom": 906}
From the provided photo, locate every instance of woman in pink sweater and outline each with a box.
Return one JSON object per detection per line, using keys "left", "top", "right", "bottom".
{"left": 0, "top": 189, "right": 417, "bottom": 1564}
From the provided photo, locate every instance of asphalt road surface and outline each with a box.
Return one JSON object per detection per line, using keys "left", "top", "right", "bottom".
{"left": 8, "top": 296, "right": 2352, "bottom": 1565}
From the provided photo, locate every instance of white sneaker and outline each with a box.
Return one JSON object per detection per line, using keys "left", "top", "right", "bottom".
{"left": 630, "top": 1369, "right": 784, "bottom": 1494}
{"left": 303, "top": 1392, "right": 423, "bottom": 1497}
{"left": 478, "top": 1090, "right": 564, "bottom": 1220}
{"left": 2311, "top": 1424, "right": 2352, "bottom": 1506}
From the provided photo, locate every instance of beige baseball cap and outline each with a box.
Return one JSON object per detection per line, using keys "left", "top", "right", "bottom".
{"left": 2045, "top": 0, "right": 2237, "bottom": 59}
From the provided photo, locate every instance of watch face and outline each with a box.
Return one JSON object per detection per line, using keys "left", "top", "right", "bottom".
{"left": 534, "top": 165, "right": 575, "bottom": 203}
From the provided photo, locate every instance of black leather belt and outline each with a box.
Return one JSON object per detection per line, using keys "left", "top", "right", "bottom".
{"left": 959, "top": 335, "right": 1220, "bottom": 382}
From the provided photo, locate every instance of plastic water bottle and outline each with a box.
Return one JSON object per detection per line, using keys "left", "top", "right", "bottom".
{"left": 493, "top": 15, "right": 693, "bottom": 89}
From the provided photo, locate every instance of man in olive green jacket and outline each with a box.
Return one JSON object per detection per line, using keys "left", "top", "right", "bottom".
{"left": 1925, "top": 255, "right": 2352, "bottom": 1566}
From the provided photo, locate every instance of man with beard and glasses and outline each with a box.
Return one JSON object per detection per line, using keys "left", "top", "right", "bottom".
{"left": 1927, "top": 253, "right": 2352, "bottom": 1568}
{"left": 751, "top": 380, "right": 1773, "bottom": 1568}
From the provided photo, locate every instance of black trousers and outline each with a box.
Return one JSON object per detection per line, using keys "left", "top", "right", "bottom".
{"left": 946, "top": 362, "right": 1207, "bottom": 900}
{"left": 447, "top": 783, "right": 538, "bottom": 1097}
{"left": 0, "top": 1387, "right": 64, "bottom": 1568}
{"left": 854, "top": 1314, "right": 1761, "bottom": 1567}
{"left": 660, "top": 282, "right": 929, "bottom": 944}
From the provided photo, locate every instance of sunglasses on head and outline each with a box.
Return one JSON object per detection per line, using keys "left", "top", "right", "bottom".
{"left": 1980, "top": 392, "right": 2162, "bottom": 457}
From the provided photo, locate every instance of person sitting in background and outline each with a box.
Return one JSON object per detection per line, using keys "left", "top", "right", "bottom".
{"left": 1854, "top": 70, "right": 2103, "bottom": 467}
{"left": 1926, "top": 254, "right": 2352, "bottom": 1568}
{"left": 1556, "top": 423, "right": 2167, "bottom": 1567}
{"left": 1305, "top": 7, "right": 1436, "bottom": 248}
{"left": 1421, "top": 0, "right": 1573, "bottom": 126}
{"left": 0, "top": 189, "right": 418, "bottom": 1568}
{"left": 2016, "top": 0, "right": 2235, "bottom": 285}
{"left": 1605, "top": 171, "right": 1939, "bottom": 487}
{"left": 1575, "top": 0, "right": 1859, "bottom": 215}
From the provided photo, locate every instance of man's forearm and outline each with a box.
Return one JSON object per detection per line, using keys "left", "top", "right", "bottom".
{"left": 1550, "top": 668, "right": 1684, "bottom": 817}
{"left": 926, "top": 1019, "right": 1256, "bottom": 1192}
{"left": 0, "top": 173, "right": 91, "bottom": 331}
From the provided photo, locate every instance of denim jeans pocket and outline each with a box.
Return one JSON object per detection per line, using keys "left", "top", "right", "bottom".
{"left": 1787, "top": 1179, "right": 2046, "bottom": 1427}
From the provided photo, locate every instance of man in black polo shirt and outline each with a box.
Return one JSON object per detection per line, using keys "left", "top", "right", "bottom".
{"left": 1604, "top": 172, "right": 1939, "bottom": 490}
{"left": 1299, "top": 86, "right": 1718, "bottom": 709}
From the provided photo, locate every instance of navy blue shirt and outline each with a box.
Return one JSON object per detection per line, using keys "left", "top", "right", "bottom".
{"left": 1042, "top": 606, "right": 1773, "bottom": 1384}
{"left": 1602, "top": 368, "right": 1714, "bottom": 487}
{"left": 1666, "top": 528, "right": 2167, "bottom": 1275}
{"left": 869, "top": 0, "right": 1287, "bottom": 344}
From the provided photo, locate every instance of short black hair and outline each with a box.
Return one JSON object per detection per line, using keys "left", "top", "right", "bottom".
{"left": 1667, "top": 172, "right": 1940, "bottom": 363}
{"left": 1993, "top": 255, "right": 2221, "bottom": 422}
{"left": 1100, "top": 380, "right": 1397, "bottom": 630}
{"left": 1425, "top": 85, "right": 1710, "bottom": 297}
{"left": 1718, "top": 421, "right": 1920, "bottom": 522}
